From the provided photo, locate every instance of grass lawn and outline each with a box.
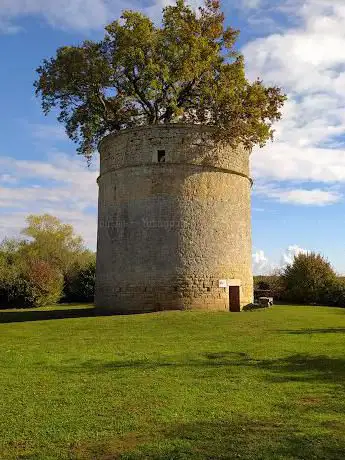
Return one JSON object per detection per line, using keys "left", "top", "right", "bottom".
{"left": 0, "top": 305, "right": 345, "bottom": 459}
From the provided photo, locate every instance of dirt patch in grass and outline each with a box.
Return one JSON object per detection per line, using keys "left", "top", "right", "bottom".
{"left": 79, "top": 418, "right": 345, "bottom": 460}
{"left": 299, "top": 396, "right": 324, "bottom": 406}
{"left": 69, "top": 432, "right": 158, "bottom": 460}
{"left": 0, "top": 440, "right": 37, "bottom": 459}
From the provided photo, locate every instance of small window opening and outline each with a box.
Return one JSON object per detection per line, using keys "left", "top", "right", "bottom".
{"left": 157, "top": 150, "right": 166, "bottom": 163}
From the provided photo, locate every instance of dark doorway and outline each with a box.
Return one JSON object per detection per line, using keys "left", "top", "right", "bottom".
{"left": 229, "top": 286, "right": 241, "bottom": 312}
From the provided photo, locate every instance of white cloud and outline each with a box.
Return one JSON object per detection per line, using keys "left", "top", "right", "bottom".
{"left": 280, "top": 244, "right": 307, "bottom": 266}
{"left": 252, "top": 143, "right": 345, "bottom": 184}
{"left": 243, "top": 0, "right": 345, "bottom": 205}
{"left": 29, "top": 123, "right": 67, "bottom": 142}
{"left": 0, "top": 0, "right": 112, "bottom": 31}
{"left": 240, "top": 0, "right": 262, "bottom": 8}
{"left": 0, "top": 0, "right": 203, "bottom": 33}
{"left": 254, "top": 182, "right": 342, "bottom": 206}
{"left": 253, "top": 244, "right": 308, "bottom": 275}
{"left": 0, "top": 153, "right": 98, "bottom": 248}
{"left": 277, "top": 189, "right": 341, "bottom": 206}
{"left": 253, "top": 249, "right": 275, "bottom": 274}
{"left": 0, "top": 174, "right": 17, "bottom": 184}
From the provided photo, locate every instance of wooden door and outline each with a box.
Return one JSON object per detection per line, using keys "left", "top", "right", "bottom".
{"left": 229, "top": 286, "right": 241, "bottom": 312}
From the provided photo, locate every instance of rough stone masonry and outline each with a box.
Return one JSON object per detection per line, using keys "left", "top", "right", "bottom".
{"left": 95, "top": 124, "right": 253, "bottom": 313}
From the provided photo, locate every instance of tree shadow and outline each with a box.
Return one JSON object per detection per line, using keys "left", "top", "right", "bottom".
{"left": 279, "top": 328, "right": 345, "bottom": 335}
{"left": 0, "top": 305, "right": 182, "bottom": 324}
{"left": 201, "top": 352, "right": 345, "bottom": 381}
{"left": 56, "top": 351, "right": 345, "bottom": 391}
{"left": 70, "top": 417, "right": 345, "bottom": 459}
{"left": 0, "top": 306, "right": 113, "bottom": 324}
{"left": 251, "top": 354, "right": 345, "bottom": 387}
{"left": 61, "top": 352, "right": 250, "bottom": 374}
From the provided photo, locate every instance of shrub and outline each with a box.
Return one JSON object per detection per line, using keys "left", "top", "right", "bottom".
{"left": 254, "top": 275, "right": 285, "bottom": 301}
{"left": 63, "top": 260, "right": 96, "bottom": 303}
{"left": 322, "top": 279, "right": 345, "bottom": 308}
{"left": 24, "top": 259, "right": 64, "bottom": 307}
{"left": 0, "top": 260, "right": 63, "bottom": 309}
{"left": 0, "top": 215, "right": 95, "bottom": 308}
{"left": 282, "top": 252, "right": 337, "bottom": 305}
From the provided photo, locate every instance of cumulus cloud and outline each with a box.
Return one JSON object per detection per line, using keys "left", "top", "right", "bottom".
{"left": 280, "top": 245, "right": 307, "bottom": 266}
{"left": 253, "top": 249, "right": 275, "bottom": 274}
{"left": 254, "top": 182, "right": 342, "bottom": 206}
{"left": 253, "top": 244, "right": 308, "bottom": 275}
{"left": 244, "top": 0, "right": 345, "bottom": 205}
{"left": 0, "top": 153, "right": 98, "bottom": 248}
{"left": 0, "top": 0, "right": 203, "bottom": 33}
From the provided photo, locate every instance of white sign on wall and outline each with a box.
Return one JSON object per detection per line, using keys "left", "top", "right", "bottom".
{"left": 219, "top": 279, "right": 242, "bottom": 288}
{"left": 227, "top": 279, "right": 242, "bottom": 287}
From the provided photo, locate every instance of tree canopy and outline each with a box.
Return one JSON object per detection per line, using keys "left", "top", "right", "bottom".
{"left": 20, "top": 214, "right": 91, "bottom": 275}
{"left": 34, "top": 0, "right": 286, "bottom": 159}
{"left": 0, "top": 215, "right": 96, "bottom": 308}
{"left": 282, "top": 252, "right": 337, "bottom": 305}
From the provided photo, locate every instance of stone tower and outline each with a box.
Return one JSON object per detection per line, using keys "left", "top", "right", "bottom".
{"left": 95, "top": 124, "right": 253, "bottom": 313}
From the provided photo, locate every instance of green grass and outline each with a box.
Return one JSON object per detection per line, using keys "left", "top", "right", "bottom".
{"left": 1, "top": 305, "right": 345, "bottom": 459}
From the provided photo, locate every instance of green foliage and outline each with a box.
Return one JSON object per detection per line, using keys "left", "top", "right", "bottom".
{"left": 21, "top": 214, "right": 91, "bottom": 275}
{"left": 254, "top": 275, "right": 285, "bottom": 301}
{"left": 0, "top": 214, "right": 95, "bottom": 308}
{"left": 0, "top": 239, "right": 26, "bottom": 307}
{"left": 23, "top": 259, "right": 64, "bottom": 308}
{"left": 282, "top": 252, "right": 338, "bottom": 305}
{"left": 321, "top": 278, "right": 345, "bottom": 308}
{"left": 0, "top": 241, "right": 64, "bottom": 308}
{"left": 34, "top": 0, "right": 286, "bottom": 159}
{"left": 63, "top": 259, "right": 96, "bottom": 303}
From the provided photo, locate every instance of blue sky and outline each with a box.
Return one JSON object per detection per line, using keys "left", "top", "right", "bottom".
{"left": 1, "top": 0, "right": 345, "bottom": 274}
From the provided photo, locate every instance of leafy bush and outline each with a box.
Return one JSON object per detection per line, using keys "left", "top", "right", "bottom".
{"left": 321, "top": 279, "right": 345, "bottom": 308}
{"left": 0, "top": 258, "right": 64, "bottom": 309}
{"left": 0, "top": 215, "right": 95, "bottom": 308}
{"left": 254, "top": 275, "right": 285, "bottom": 301}
{"left": 23, "top": 259, "right": 64, "bottom": 308}
{"left": 63, "top": 260, "right": 96, "bottom": 303}
{"left": 282, "top": 252, "right": 337, "bottom": 305}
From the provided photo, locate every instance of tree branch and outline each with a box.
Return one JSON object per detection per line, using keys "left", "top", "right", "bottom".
{"left": 125, "top": 71, "right": 156, "bottom": 123}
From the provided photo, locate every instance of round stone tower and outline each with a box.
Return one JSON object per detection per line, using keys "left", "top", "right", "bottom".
{"left": 95, "top": 124, "right": 253, "bottom": 313}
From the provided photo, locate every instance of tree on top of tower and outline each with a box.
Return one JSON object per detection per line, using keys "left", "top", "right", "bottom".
{"left": 34, "top": 0, "right": 286, "bottom": 160}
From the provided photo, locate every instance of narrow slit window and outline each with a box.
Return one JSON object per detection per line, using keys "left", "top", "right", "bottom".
{"left": 157, "top": 150, "right": 166, "bottom": 163}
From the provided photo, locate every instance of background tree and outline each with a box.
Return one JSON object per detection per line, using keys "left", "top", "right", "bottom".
{"left": 21, "top": 214, "right": 94, "bottom": 276}
{"left": 0, "top": 215, "right": 96, "bottom": 308}
{"left": 0, "top": 239, "right": 27, "bottom": 307}
{"left": 21, "top": 260, "right": 64, "bottom": 308}
{"left": 63, "top": 259, "right": 96, "bottom": 303}
{"left": 282, "top": 253, "right": 338, "bottom": 305}
{"left": 34, "top": 0, "right": 286, "bottom": 159}
{"left": 254, "top": 274, "right": 285, "bottom": 301}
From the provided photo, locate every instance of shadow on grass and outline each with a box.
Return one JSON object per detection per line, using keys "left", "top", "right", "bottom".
{"left": 0, "top": 307, "right": 113, "bottom": 324}
{"left": 70, "top": 417, "right": 345, "bottom": 460}
{"left": 279, "top": 328, "right": 345, "bottom": 335}
{"left": 0, "top": 306, "right": 180, "bottom": 324}
{"left": 60, "top": 351, "right": 345, "bottom": 389}
{"left": 69, "top": 354, "right": 345, "bottom": 459}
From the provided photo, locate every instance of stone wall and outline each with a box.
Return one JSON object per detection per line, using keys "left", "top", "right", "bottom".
{"left": 95, "top": 124, "right": 253, "bottom": 313}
